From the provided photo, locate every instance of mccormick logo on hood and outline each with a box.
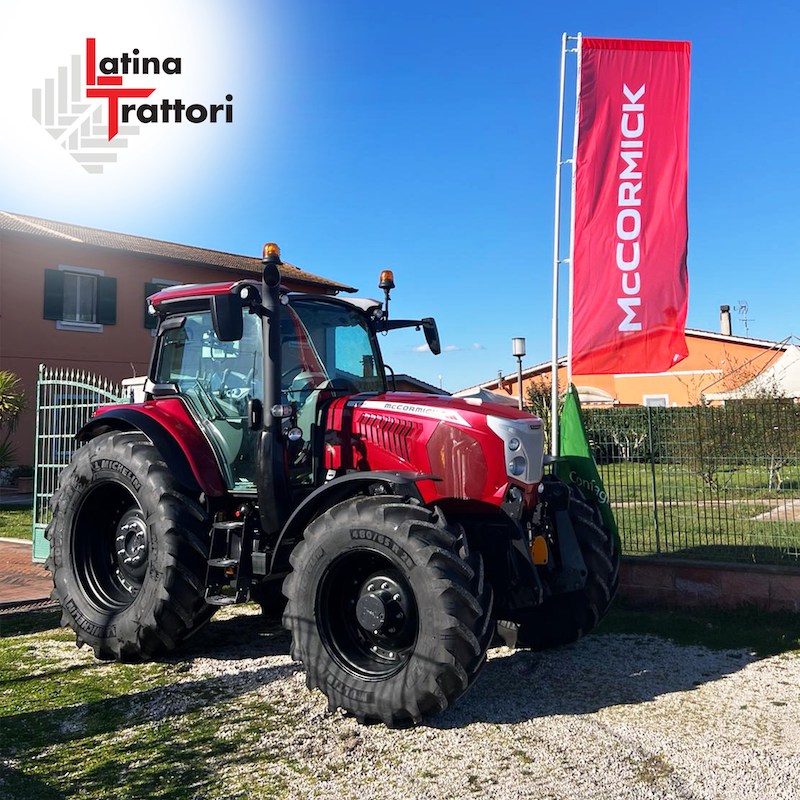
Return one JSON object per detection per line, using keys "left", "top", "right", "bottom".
{"left": 32, "top": 38, "right": 234, "bottom": 174}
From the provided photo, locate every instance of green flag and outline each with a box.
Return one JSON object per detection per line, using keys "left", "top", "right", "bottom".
{"left": 555, "top": 383, "right": 619, "bottom": 546}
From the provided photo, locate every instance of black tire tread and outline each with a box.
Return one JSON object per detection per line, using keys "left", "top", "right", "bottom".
{"left": 45, "top": 431, "right": 214, "bottom": 660}
{"left": 283, "top": 494, "right": 493, "bottom": 725}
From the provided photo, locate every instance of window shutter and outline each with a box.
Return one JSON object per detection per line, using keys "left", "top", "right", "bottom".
{"left": 43, "top": 269, "right": 65, "bottom": 320}
{"left": 96, "top": 276, "right": 117, "bottom": 325}
{"left": 144, "top": 282, "right": 161, "bottom": 329}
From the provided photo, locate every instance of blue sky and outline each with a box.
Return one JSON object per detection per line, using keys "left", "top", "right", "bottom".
{"left": 2, "top": 0, "right": 799, "bottom": 392}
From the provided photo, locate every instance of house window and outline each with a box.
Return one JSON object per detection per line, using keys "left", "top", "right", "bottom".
{"left": 643, "top": 394, "right": 669, "bottom": 407}
{"left": 43, "top": 266, "right": 117, "bottom": 331}
{"left": 63, "top": 272, "right": 96, "bottom": 323}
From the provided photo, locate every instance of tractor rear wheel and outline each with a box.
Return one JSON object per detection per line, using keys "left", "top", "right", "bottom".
{"left": 283, "top": 495, "right": 493, "bottom": 725}
{"left": 46, "top": 431, "right": 214, "bottom": 660}
{"left": 501, "top": 484, "right": 619, "bottom": 650}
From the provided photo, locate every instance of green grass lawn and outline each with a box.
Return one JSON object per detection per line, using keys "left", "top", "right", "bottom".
{"left": 598, "top": 461, "right": 800, "bottom": 502}
{"left": 0, "top": 606, "right": 298, "bottom": 800}
{"left": 0, "top": 506, "right": 32, "bottom": 541}
{"left": 590, "top": 462, "right": 800, "bottom": 564}
{"left": 612, "top": 500, "right": 800, "bottom": 564}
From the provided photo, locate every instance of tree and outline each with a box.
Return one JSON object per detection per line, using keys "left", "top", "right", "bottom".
{"left": 526, "top": 377, "right": 553, "bottom": 454}
{"left": 0, "top": 371, "right": 27, "bottom": 467}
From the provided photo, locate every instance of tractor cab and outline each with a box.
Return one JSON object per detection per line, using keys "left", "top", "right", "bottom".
{"left": 148, "top": 280, "right": 394, "bottom": 495}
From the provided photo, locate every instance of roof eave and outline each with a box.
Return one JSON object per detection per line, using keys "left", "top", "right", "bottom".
{"left": 0, "top": 221, "right": 355, "bottom": 294}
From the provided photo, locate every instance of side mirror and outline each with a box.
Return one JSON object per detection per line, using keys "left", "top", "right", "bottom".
{"left": 422, "top": 317, "right": 441, "bottom": 355}
{"left": 211, "top": 294, "right": 244, "bottom": 342}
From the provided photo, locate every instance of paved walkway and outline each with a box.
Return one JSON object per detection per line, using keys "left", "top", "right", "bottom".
{"left": 0, "top": 490, "right": 53, "bottom": 611}
{"left": 0, "top": 538, "right": 53, "bottom": 608}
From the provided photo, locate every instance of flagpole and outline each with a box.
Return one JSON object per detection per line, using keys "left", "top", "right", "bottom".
{"left": 566, "top": 33, "right": 582, "bottom": 388}
{"left": 550, "top": 33, "right": 569, "bottom": 457}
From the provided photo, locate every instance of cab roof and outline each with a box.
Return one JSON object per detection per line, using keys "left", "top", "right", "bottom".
{"left": 148, "top": 281, "right": 381, "bottom": 315}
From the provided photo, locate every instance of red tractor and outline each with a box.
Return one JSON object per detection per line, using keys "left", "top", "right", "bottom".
{"left": 46, "top": 244, "right": 618, "bottom": 725}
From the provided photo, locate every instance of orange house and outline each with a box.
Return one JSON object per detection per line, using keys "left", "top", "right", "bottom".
{"left": 457, "top": 328, "right": 794, "bottom": 408}
{"left": 0, "top": 212, "right": 354, "bottom": 465}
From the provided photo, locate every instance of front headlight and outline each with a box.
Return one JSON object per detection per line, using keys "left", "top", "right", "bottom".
{"left": 487, "top": 415, "right": 544, "bottom": 484}
{"left": 508, "top": 455, "right": 527, "bottom": 476}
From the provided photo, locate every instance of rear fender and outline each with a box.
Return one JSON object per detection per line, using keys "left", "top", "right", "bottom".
{"left": 77, "top": 403, "right": 227, "bottom": 497}
{"left": 268, "top": 471, "right": 433, "bottom": 574}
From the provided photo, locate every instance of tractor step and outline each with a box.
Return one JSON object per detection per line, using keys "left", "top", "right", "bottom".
{"left": 207, "top": 557, "right": 238, "bottom": 568}
{"left": 204, "top": 594, "right": 239, "bottom": 607}
{"left": 204, "top": 519, "right": 253, "bottom": 605}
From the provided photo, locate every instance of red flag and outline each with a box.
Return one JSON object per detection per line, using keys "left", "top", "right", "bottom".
{"left": 571, "top": 38, "right": 691, "bottom": 375}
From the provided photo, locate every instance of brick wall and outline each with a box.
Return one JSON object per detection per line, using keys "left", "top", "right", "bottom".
{"left": 618, "top": 558, "right": 800, "bottom": 613}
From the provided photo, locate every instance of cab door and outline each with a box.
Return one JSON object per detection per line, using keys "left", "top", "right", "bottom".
{"left": 155, "top": 309, "right": 263, "bottom": 492}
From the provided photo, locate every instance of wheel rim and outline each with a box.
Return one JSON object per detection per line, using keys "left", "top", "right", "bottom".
{"left": 71, "top": 481, "right": 148, "bottom": 612}
{"left": 317, "top": 549, "right": 418, "bottom": 679}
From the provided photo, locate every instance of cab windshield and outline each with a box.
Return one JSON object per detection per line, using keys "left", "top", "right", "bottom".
{"left": 284, "top": 298, "right": 385, "bottom": 397}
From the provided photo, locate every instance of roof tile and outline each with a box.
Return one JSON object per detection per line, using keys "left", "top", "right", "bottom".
{"left": 0, "top": 211, "right": 356, "bottom": 293}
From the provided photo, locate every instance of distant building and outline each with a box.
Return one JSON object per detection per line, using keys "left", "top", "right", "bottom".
{"left": 456, "top": 328, "right": 795, "bottom": 409}
{"left": 392, "top": 374, "right": 448, "bottom": 395}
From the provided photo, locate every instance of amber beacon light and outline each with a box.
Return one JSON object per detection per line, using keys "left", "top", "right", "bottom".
{"left": 263, "top": 242, "right": 281, "bottom": 260}
{"left": 378, "top": 269, "right": 395, "bottom": 319}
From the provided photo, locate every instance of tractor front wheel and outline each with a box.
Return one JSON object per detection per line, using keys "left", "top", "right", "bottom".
{"left": 46, "top": 431, "right": 214, "bottom": 660}
{"left": 282, "top": 495, "right": 493, "bottom": 725}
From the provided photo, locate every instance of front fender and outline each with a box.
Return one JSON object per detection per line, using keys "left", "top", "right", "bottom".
{"left": 78, "top": 401, "right": 227, "bottom": 497}
{"left": 268, "top": 470, "right": 435, "bottom": 574}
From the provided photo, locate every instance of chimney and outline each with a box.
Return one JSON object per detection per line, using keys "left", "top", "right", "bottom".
{"left": 720, "top": 304, "right": 732, "bottom": 336}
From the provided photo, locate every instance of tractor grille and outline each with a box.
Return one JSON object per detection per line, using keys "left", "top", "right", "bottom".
{"left": 355, "top": 414, "right": 419, "bottom": 463}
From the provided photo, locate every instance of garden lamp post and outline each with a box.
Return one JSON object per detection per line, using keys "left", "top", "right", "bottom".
{"left": 512, "top": 337, "right": 526, "bottom": 410}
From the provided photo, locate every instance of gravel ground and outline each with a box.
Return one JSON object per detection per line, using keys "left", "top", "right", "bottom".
{"left": 173, "top": 609, "right": 800, "bottom": 800}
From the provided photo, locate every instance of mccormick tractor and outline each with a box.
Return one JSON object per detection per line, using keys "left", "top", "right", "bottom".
{"left": 46, "top": 244, "right": 619, "bottom": 725}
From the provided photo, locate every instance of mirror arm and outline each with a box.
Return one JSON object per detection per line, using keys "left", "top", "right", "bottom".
{"left": 375, "top": 318, "right": 424, "bottom": 332}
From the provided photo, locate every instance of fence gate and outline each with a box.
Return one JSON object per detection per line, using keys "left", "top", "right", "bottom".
{"left": 32, "top": 364, "right": 125, "bottom": 561}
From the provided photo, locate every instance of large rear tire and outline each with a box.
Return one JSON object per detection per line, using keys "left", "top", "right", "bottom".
{"left": 45, "top": 431, "right": 214, "bottom": 660}
{"left": 283, "top": 495, "right": 493, "bottom": 725}
{"left": 503, "top": 484, "right": 619, "bottom": 650}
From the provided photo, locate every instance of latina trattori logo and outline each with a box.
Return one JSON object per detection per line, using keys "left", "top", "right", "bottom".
{"left": 32, "top": 38, "right": 233, "bottom": 174}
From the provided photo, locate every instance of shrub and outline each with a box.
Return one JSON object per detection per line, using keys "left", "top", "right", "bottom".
{"left": 0, "top": 370, "right": 27, "bottom": 468}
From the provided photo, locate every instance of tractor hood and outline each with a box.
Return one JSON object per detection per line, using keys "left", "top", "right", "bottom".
{"left": 325, "top": 392, "right": 545, "bottom": 510}
{"left": 351, "top": 392, "right": 539, "bottom": 425}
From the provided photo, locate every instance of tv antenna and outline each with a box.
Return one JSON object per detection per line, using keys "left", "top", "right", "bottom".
{"left": 735, "top": 300, "right": 753, "bottom": 336}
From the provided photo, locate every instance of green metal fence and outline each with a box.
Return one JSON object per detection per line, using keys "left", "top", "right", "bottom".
{"left": 584, "top": 402, "right": 800, "bottom": 566}
{"left": 32, "top": 364, "right": 124, "bottom": 561}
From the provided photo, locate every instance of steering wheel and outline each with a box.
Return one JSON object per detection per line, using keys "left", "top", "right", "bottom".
{"left": 211, "top": 369, "right": 250, "bottom": 401}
